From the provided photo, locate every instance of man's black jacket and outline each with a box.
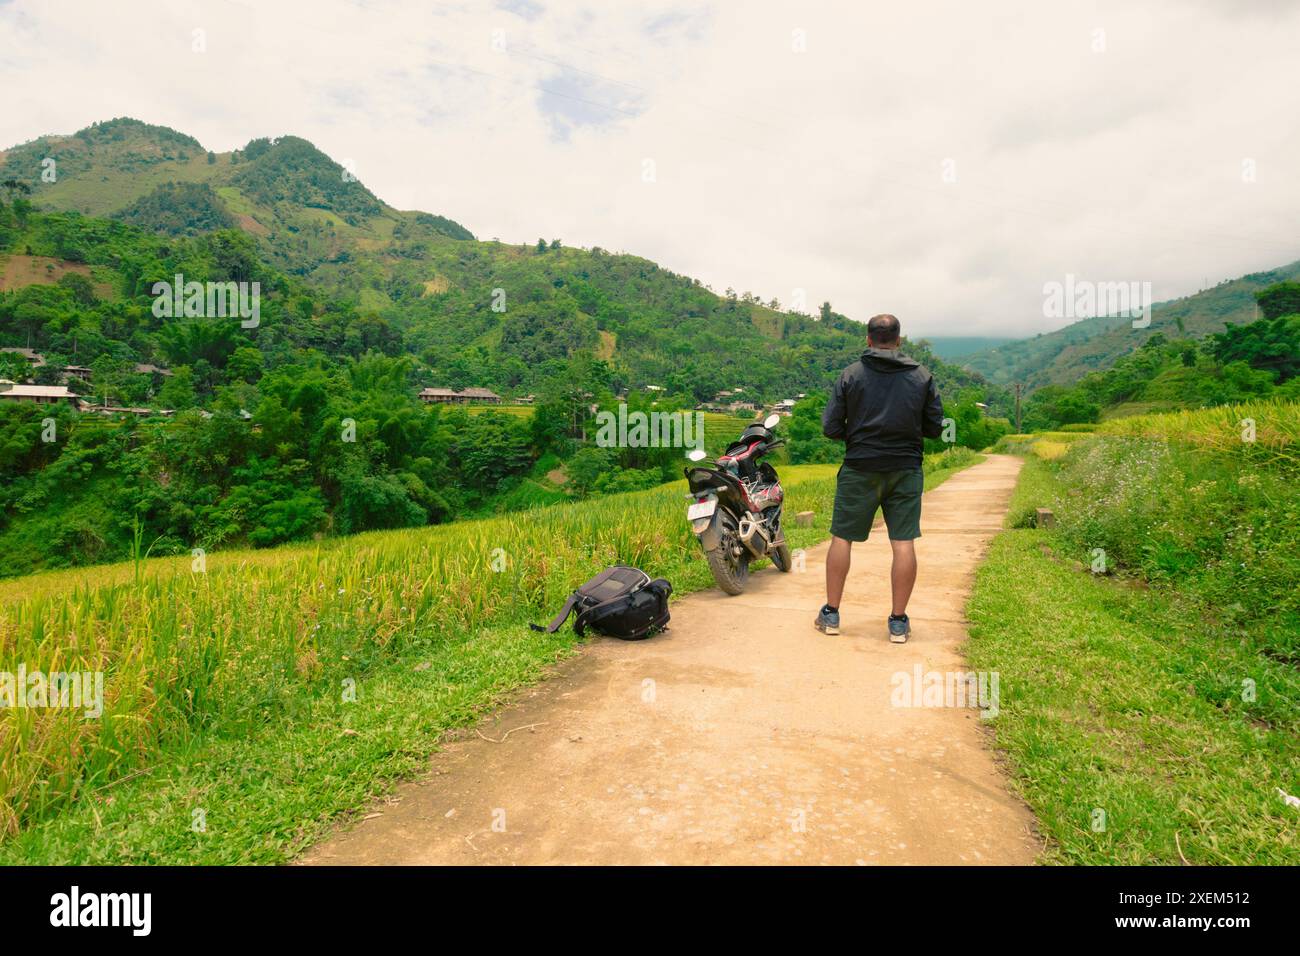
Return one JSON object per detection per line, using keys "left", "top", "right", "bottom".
{"left": 821, "top": 348, "right": 945, "bottom": 471}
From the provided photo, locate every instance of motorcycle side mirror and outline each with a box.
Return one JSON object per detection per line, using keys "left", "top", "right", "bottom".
{"left": 763, "top": 413, "right": 781, "bottom": 429}
{"left": 686, "top": 448, "right": 708, "bottom": 462}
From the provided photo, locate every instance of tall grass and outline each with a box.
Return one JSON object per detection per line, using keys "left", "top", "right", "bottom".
{"left": 0, "top": 464, "right": 843, "bottom": 836}
{"left": 1097, "top": 397, "right": 1299, "bottom": 472}
{"left": 969, "top": 403, "right": 1300, "bottom": 863}
{"left": 1034, "top": 398, "right": 1300, "bottom": 670}
{"left": 990, "top": 432, "right": 1091, "bottom": 456}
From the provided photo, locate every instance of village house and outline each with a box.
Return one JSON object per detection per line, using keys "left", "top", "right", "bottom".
{"left": 134, "top": 364, "right": 174, "bottom": 377}
{"left": 0, "top": 383, "right": 80, "bottom": 405}
{"left": 458, "top": 387, "right": 502, "bottom": 404}
{"left": 700, "top": 397, "right": 760, "bottom": 414}
{"left": 77, "top": 401, "right": 173, "bottom": 418}
{"left": 418, "top": 386, "right": 503, "bottom": 405}
{"left": 699, "top": 387, "right": 759, "bottom": 414}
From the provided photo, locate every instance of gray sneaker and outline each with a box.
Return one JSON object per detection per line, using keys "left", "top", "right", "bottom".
{"left": 814, "top": 606, "right": 840, "bottom": 635}
{"left": 888, "top": 614, "right": 910, "bottom": 643}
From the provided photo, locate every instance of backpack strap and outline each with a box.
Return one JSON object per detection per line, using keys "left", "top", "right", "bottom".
{"left": 529, "top": 591, "right": 581, "bottom": 633}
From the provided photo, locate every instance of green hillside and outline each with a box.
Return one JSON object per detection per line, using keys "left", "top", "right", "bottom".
{"left": 1005, "top": 285, "right": 1300, "bottom": 430}
{"left": 0, "top": 117, "right": 995, "bottom": 406}
{"left": 0, "top": 118, "right": 1004, "bottom": 577}
{"left": 922, "top": 336, "right": 1020, "bottom": 360}
{"left": 962, "top": 264, "right": 1300, "bottom": 388}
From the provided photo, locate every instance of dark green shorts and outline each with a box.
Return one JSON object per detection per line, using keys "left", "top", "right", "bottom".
{"left": 830, "top": 466, "right": 923, "bottom": 542}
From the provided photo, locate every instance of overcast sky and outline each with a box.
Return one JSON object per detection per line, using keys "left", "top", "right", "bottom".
{"left": 2, "top": 0, "right": 1298, "bottom": 336}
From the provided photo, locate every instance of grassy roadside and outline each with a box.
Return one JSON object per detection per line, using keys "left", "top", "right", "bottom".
{"left": 2, "top": 453, "right": 987, "bottom": 863}
{"left": 966, "top": 454, "right": 1300, "bottom": 864}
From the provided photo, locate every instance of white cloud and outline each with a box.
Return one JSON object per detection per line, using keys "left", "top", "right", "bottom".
{"left": 2, "top": 0, "right": 1298, "bottom": 336}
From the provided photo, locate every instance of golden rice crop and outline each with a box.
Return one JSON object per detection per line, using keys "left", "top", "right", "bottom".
{"left": 0, "top": 465, "right": 840, "bottom": 835}
{"left": 1097, "top": 398, "right": 1299, "bottom": 471}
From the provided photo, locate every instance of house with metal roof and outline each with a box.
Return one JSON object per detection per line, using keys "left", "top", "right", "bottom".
{"left": 0, "top": 383, "right": 79, "bottom": 405}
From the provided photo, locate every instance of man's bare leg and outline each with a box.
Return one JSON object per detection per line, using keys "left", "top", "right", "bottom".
{"left": 889, "top": 538, "right": 917, "bottom": 616}
{"left": 825, "top": 536, "right": 852, "bottom": 608}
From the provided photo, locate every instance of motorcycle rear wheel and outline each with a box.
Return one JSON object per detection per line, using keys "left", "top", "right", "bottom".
{"left": 706, "top": 545, "right": 750, "bottom": 595}
{"left": 770, "top": 542, "right": 793, "bottom": 573}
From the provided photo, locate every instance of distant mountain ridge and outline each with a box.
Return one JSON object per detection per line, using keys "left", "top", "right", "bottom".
{"left": 0, "top": 118, "right": 474, "bottom": 251}
{"left": 922, "top": 336, "right": 1020, "bottom": 361}
{"left": 960, "top": 263, "right": 1300, "bottom": 388}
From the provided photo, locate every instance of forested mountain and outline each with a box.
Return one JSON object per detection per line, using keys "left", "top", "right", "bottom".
{"left": 1017, "top": 283, "right": 1300, "bottom": 429}
{"left": 961, "top": 262, "right": 1300, "bottom": 388}
{"left": 4, "top": 117, "right": 1292, "bottom": 576}
{"left": 0, "top": 117, "right": 992, "bottom": 406}
{"left": 922, "top": 336, "right": 1020, "bottom": 361}
{"left": 0, "top": 117, "right": 1004, "bottom": 576}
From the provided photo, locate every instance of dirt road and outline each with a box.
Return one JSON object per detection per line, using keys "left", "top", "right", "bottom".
{"left": 304, "top": 454, "right": 1039, "bottom": 865}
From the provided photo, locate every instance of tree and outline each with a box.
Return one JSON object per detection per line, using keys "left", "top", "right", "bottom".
{"left": 158, "top": 320, "right": 241, "bottom": 368}
{"left": 57, "top": 272, "right": 98, "bottom": 307}
{"left": 1212, "top": 313, "right": 1300, "bottom": 383}
{"left": 227, "top": 346, "right": 264, "bottom": 383}
{"left": 1022, "top": 385, "right": 1099, "bottom": 431}
{"left": 333, "top": 462, "right": 427, "bottom": 533}
{"left": 1256, "top": 281, "right": 1300, "bottom": 321}
{"left": 499, "top": 300, "right": 597, "bottom": 366}
{"left": 89, "top": 354, "right": 131, "bottom": 406}
{"left": 0, "top": 352, "right": 31, "bottom": 383}
{"left": 448, "top": 412, "right": 532, "bottom": 493}
{"left": 787, "top": 394, "right": 839, "bottom": 463}
{"left": 158, "top": 366, "right": 198, "bottom": 409}
{"left": 565, "top": 446, "right": 615, "bottom": 497}
{"left": 1, "top": 179, "right": 31, "bottom": 204}
{"left": 529, "top": 355, "right": 609, "bottom": 453}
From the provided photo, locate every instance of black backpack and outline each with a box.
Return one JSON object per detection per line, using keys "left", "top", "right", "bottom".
{"left": 529, "top": 565, "right": 672, "bottom": 641}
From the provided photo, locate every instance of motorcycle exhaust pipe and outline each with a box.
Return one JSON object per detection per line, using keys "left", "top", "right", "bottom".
{"left": 737, "top": 516, "right": 770, "bottom": 556}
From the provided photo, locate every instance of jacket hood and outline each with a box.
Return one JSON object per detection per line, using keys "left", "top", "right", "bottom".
{"left": 860, "top": 347, "right": 920, "bottom": 372}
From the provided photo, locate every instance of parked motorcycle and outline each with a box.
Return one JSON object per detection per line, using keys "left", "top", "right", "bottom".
{"left": 684, "top": 413, "right": 792, "bottom": 594}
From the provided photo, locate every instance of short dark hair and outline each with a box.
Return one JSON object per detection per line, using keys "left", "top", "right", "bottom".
{"left": 867, "top": 313, "right": 901, "bottom": 345}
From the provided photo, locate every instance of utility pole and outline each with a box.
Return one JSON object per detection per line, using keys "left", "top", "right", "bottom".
{"left": 1014, "top": 382, "right": 1023, "bottom": 434}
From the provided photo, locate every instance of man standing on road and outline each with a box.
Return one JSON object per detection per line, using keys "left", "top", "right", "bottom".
{"left": 817, "top": 314, "right": 945, "bottom": 642}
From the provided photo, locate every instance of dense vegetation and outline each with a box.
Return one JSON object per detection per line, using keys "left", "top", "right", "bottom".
{"left": 968, "top": 401, "right": 1299, "bottom": 863}
{"left": 115, "top": 181, "right": 239, "bottom": 237}
{"left": 1018, "top": 292, "right": 1300, "bottom": 430}
{"left": 961, "top": 264, "right": 1300, "bottom": 389}
{"left": 0, "top": 122, "right": 1004, "bottom": 576}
